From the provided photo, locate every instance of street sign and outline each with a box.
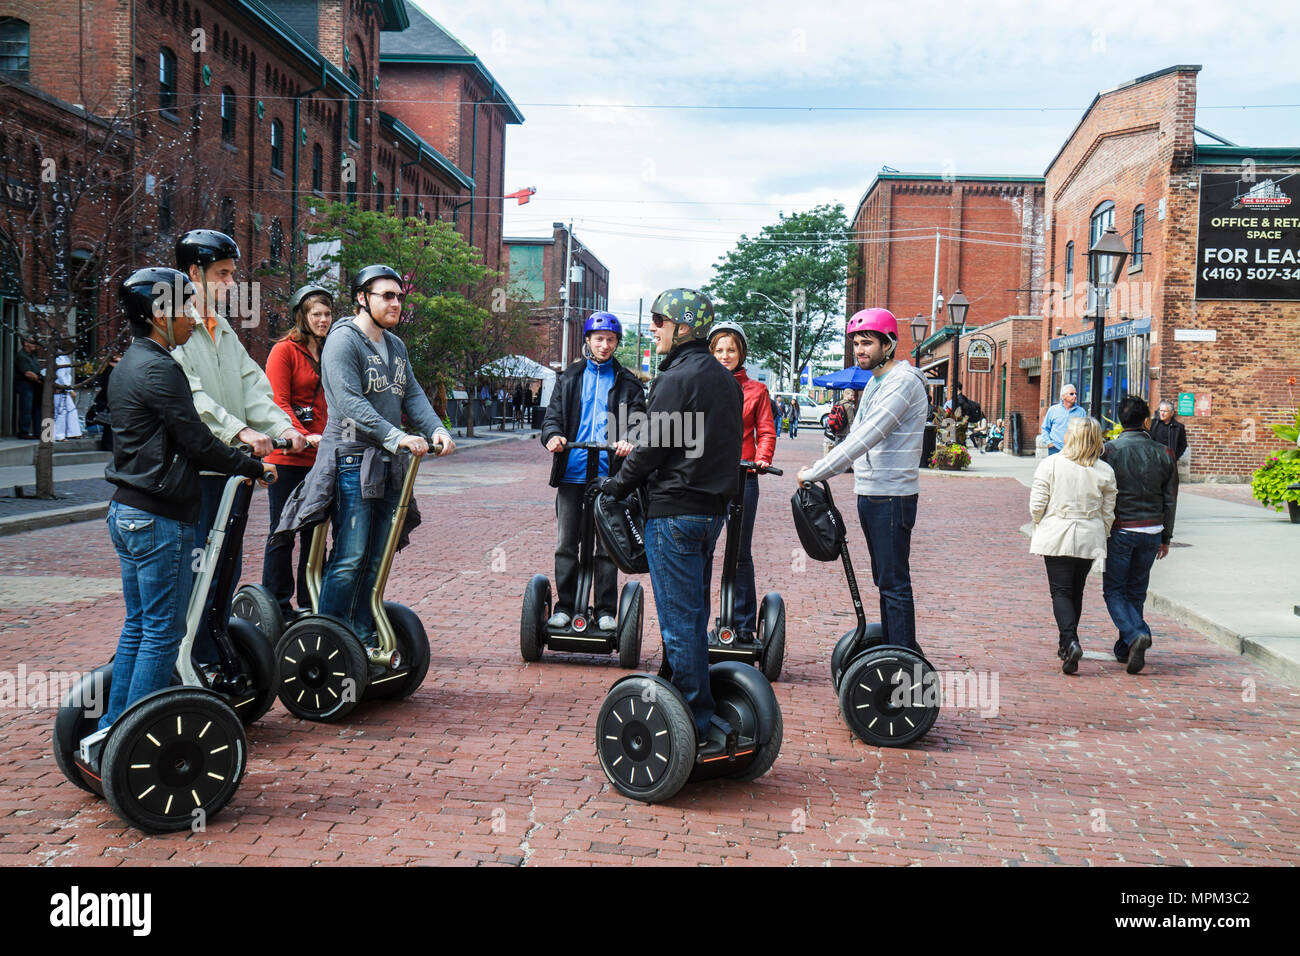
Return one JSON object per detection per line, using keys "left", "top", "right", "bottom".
{"left": 1174, "top": 328, "right": 1217, "bottom": 342}
{"left": 966, "top": 339, "right": 993, "bottom": 372}
{"left": 1177, "top": 392, "right": 1194, "bottom": 416}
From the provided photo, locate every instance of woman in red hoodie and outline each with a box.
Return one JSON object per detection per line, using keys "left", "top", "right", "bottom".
{"left": 260, "top": 284, "right": 331, "bottom": 615}
{"left": 705, "top": 321, "right": 777, "bottom": 642}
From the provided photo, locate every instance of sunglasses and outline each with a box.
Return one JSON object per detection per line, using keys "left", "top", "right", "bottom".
{"left": 651, "top": 315, "right": 668, "bottom": 329}
{"left": 369, "top": 290, "right": 407, "bottom": 303}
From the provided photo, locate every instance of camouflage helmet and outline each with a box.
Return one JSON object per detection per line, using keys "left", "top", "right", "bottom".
{"left": 650, "top": 288, "right": 714, "bottom": 340}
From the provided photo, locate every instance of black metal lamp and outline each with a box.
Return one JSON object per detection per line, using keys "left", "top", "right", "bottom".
{"left": 1085, "top": 227, "right": 1130, "bottom": 418}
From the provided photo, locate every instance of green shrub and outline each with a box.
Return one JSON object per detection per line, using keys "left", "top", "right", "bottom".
{"left": 1250, "top": 456, "right": 1300, "bottom": 511}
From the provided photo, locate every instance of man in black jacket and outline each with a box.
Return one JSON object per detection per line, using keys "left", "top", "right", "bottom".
{"left": 1101, "top": 395, "right": 1176, "bottom": 674}
{"left": 540, "top": 312, "right": 645, "bottom": 630}
{"left": 601, "top": 289, "right": 742, "bottom": 749}
{"left": 98, "top": 268, "right": 269, "bottom": 730}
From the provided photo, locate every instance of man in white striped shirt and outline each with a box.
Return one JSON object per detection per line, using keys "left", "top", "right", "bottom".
{"left": 798, "top": 309, "right": 929, "bottom": 650}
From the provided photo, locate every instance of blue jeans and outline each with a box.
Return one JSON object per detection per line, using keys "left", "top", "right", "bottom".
{"left": 319, "top": 454, "right": 400, "bottom": 647}
{"left": 100, "top": 503, "right": 197, "bottom": 729}
{"left": 645, "top": 513, "right": 725, "bottom": 737}
{"left": 856, "top": 494, "right": 918, "bottom": 650}
{"left": 1102, "top": 530, "right": 1161, "bottom": 651}
{"left": 703, "top": 474, "right": 759, "bottom": 634}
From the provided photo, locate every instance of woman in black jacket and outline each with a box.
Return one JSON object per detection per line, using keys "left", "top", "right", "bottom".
{"left": 97, "top": 268, "right": 270, "bottom": 731}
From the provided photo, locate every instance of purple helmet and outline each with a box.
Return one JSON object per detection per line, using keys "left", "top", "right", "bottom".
{"left": 583, "top": 311, "right": 622, "bottom": 342}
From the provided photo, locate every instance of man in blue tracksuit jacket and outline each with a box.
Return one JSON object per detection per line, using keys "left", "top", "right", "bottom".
{"left": 540, "top": 313, "right": 646, "bottom": 630}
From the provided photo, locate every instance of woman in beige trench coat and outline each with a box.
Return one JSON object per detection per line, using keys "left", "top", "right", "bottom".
{"left": 1029, "top": 416, "right": 1117, "bottom": 674}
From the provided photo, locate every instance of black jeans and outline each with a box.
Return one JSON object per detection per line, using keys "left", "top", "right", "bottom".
{"left": 554, "top": 482, "right": 617, "bottom": 617}
{"left": 15, "top": 380, "right": 37, "bottom": 436}
{"left": 1044, "top": 555, "right": 1092, "bottom": 648}
{"left": 704, "top": 473, "right": 760, "bottom": 634}
{"left": 261, "top": 462, "right": 312, "bottom": 614}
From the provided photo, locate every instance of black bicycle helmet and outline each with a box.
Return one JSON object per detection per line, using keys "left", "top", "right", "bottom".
{"left": 289, "top": 283, "right": 333, "bottom": 316}
{"left": 175, "top": 229, "right": 240, "bottom": 272}
{"left": 350, "top": 264, "right": 403, "bottom": 302}
{"left": 120, "top": 267, "right": 195, "bottom": 326}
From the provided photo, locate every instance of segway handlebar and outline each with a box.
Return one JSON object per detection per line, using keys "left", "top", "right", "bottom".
{"left": 740, "top": 460, "right": 782, "bottom": 476}
{"left": 567, "top": 440, "right": 625, "bottom": 452}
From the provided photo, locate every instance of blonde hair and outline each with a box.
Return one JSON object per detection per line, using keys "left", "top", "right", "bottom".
{"left": 1061, "top": 416, "right": 1103, "bottom": 467}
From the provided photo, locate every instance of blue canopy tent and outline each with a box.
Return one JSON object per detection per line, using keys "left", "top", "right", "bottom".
{"left": 812, "top": 365, "right": 874, "bottom": 390}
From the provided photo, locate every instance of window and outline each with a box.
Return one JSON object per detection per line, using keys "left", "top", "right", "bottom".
{"left": 270, "top": 119, "right": 283, "bottom": 173}
{"left": 375, "top": 181, "right": 384, "bottom": 211}
{"left": 157, "top": 179, "right": 174, "bottom": 236}
{"left": 347, "top": 68, "right": 359, "bottom": 142}
{"left": 159, "top": 48, "right": 177, "bottom": 114}
{"left": 269, "top": 218, "right": 283, "bottom": 266}
{"left": 1131, "top": 205, "right": 1145, "bottom": 270}
{"left": 0, "top": 18, "right": 30, "bottom": 84}
{"left": 346, "top": 170, "right": 356, "bottom": 205}
{"left": 1088, "top": 200, "right": 1116, "bottom": 312}
{"left": 1063, "top": 241, "right": 1074, "bottom": 297}
{"left": 509, "top": 245, "right": 545, "bottom": 300}
{"left": 402, "top": 197, "right": 409, "bottom": 219}
{"left": 220, "top": 196, "right": 236, "bottom": 235}
{"left": 221, "top": 87, "right": 236, "bottom": 143}
{"left": 312, "top": 144, "right": 323, "bottom": 192}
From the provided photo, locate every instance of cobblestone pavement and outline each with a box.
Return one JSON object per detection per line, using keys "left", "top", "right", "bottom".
{"left": 1, "top": 433, "right": 1297, "bottom": 866}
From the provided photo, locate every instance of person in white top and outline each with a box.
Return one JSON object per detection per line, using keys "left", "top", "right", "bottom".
{"left": 798, "top": 308, "right": 929, "bottom": 650}
{"left": 53, "top": 353, "right": 83, "bottom": 440}
{"left": 1029, "top": 416, "right": 1117, "bottom": 674}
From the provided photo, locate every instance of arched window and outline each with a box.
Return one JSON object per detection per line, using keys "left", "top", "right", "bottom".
{"left": 312, "top": 144, "right": 323, "bottom": 192}
{"left": 220, "top": 196, "right": 236, "bottom": 235}
{"left": 347, "top": 68, "right": 359, "bottom": 142}
{"left": 0, "top": 18, "right": 30, "bottom": 83}
{"left": 270, "top": 119, "right": 283, "bottom": 174}
{"left": 1131, "top": 205, "right": 1145, "bottom": 270}
{"left": 1064, "top": 240, "right": 1074, "bottom": 297}
{"left": 220, "top": 87, "right": 236, "bottom": 143}
{"left": 159, "top": 48, "right": 177, "bottom": 113}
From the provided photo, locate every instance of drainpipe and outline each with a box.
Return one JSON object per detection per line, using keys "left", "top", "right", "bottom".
{"left": 289, "top": 66, "right": 326, "bottom": 291}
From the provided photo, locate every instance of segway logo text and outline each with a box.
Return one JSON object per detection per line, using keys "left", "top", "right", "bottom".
{"left": 605, "top": 406, "right": 705, "bottom": 459}
{"left": 889, "top": 666, "right": 1000, "bottom": 717}
{"left": 49, "top": 886, "right": 151, "bottom": 936}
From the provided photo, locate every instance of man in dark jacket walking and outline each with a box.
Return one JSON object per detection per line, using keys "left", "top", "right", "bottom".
{"left": 1101, "top": 395, "right": 1176, "bottom": 674}
{"left": 540, "top": 312, "right": 645, "bottom": 630}
{"left": 601, "top": 289, "right": 742, "bottom": 751}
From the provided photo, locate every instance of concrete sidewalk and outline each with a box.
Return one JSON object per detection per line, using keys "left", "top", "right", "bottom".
{"left": 937, "top": 450, "right": 1300, "bottom": 684}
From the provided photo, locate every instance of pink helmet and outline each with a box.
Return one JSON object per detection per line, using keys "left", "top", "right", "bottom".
{"left": 846, "top": 308, "right": 897, "bottom": 339}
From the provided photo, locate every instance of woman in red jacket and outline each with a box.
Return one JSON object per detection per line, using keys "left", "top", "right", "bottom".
{"left": 705, "top": 320, "right": 777, "bottom": 641}
{"left": 260, "top": 285, "right": 331, "bottom": 615}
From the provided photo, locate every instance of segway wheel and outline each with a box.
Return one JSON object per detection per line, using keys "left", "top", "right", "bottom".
{"left": 367, "top": 602, "right": 430, "bottom": 700}
{"left": 520, "top": 574, "right": 551, "bottom": 662}
{"left": 830, "top": 622, "right": 884, "bottom": 690}
{"left": 274, "top": 617, "right": 368, "bottom": 722}
{"left": 232, "top": 584, "right": 285, "bottom": 647}
{"left": 709, "top": 661, "right": 783, "bottom": 783}
{"left": 52, "top": 663, "right": 113, "bottom": 794}
{"left": 222, "top": 617, "right": 278, "bottom": 725}
{"left": 615, "top": 581, "right": 643, "bottom": 669}
{"left": 101, "top": 689, "right": 246, "bottom": 833}
{"left": 757, "top": 592, "right": 786, "bottom": 682}
{"left": 838, "top": 646, "right": 939, "bottom": 748}
{"left": 596, "top": 676, "right": 695, "bottom": 804}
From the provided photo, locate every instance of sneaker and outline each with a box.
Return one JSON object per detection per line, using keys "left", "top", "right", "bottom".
{"left": 1113, "top": 639, "right": 1129, "bottom": 664}
{"left": 597, "top": 614, "right": 617, "bottom": 631}
{"left": 1061, "top": 641, "right": 1082, "bottom": 675}
{"left": 546, "top": 611, "right": 571, "bottom": 629}
{"left": 1126, "top": 633, "right": 1151, "bottom": 674}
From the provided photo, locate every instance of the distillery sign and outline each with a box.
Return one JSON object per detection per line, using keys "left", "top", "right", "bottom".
{"left": 1196, "top": 171, "right": 1300, "bottom": 301}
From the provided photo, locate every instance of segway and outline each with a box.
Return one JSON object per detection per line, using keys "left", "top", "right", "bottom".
{"left": 597, "top": 661, "right": 783, "bottom": 804}
{"left": 520, "top": 441, "right": 644, "bottom": 668}
{"left": 270, "top": 440, "right": 439, "bottom": 722}
{"left": 51, "top": 443, "right": 285, "bottom": 832}
{"left": 704, "top": 461, "right": 786, "bottom": 680}
{"left": 794, "top": 480, "right": 939, "bottom": 747}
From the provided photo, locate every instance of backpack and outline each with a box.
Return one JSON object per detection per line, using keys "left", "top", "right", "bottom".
{"left": 790, "top": 483, "right": 845, "bottom": 562}
{"left": 593, "top": 488, "right": 649, "bottom": 574}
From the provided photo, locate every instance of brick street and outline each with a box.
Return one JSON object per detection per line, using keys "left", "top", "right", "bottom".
{"left": 1, "top": 434, "right": 1298, "bottom": 866}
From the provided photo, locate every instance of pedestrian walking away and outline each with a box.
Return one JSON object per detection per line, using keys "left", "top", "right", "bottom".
{"left": 1028, "top": 416, "right": 1117, "bottom": 675}
{"left": 1101, "top": 395, "right": 1176, "bottom": 674}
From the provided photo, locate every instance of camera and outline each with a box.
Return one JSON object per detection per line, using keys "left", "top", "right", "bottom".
{"left": 293, "top": 405, "right": 314, "bottom": 424}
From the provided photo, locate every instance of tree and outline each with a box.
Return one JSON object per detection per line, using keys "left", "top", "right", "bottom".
{"left": 704, "top": 203, "right": 856, "bottom": 390}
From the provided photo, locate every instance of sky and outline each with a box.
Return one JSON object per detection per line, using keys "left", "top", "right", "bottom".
{"left": 410, "top": 0, "right": 1300, "bottom": 339}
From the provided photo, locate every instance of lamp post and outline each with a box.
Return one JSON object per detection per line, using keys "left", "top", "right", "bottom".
{"left": 748, "top": 290, "right": 799, "bottom": 390}
{"left": 946, "top": 289, "right": 969, "bottom": 409}
{"left": 1084, "top": 226, "right": 1130, "bottom": 420}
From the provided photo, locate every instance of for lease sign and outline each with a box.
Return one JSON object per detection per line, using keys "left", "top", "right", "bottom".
{"left": 1196, "top": 171, "right": 1300, "bottom": 301}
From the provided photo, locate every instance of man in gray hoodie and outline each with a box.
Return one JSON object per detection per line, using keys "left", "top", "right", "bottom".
{"left": 798, "top": 308, "right": 929, "bottom": 650}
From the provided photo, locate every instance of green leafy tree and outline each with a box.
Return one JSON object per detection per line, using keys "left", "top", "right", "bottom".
{"left": 704, "top": 203, "right": 856, "bottom": 389}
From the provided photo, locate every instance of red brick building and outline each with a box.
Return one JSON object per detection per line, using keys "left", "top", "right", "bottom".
{"left": 1040, "top": 64, "right": 1300, "bottom": 478}
{"left": 503, "top": 223, "right": 610, "bottom": 371}
{"left": 848, "top": 172, "right": 1047, "bottom": 445}
{"left": 379, "top": 0, "right": 523, "bottom": 272}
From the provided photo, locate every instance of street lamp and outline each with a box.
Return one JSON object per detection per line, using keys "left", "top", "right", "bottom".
{"left": 946, "top": 289, "right": 970, "bottom": 408}
{"left": 1085, "top": 226, "right": 1130, "bottom": 420}
{"left": 909, "top": 313, "right": 928, "bottom": 351}
{"left": 748, "top": 290, "right": 799, "bottom": 390}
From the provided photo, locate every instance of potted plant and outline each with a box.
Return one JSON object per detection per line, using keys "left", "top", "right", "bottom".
{"left": 1251, "top": 405, "right": 1300, "bottom": 522}
{"left": 930, "top": 443, "right": 971, "bottom": 471}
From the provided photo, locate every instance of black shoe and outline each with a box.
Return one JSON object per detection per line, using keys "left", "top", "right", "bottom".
{"left": 1113, "top": 639, "right": 1129, "bottom": 664}
{"left": 1061, "top": 641, "right": 1082, "bottom": 675}
{"left": 1126, "top": 633, "right": 1151, "bottom": 674}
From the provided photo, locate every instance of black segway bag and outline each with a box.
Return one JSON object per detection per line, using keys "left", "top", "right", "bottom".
{"left": 594, "top": 489, "right": 649, "bottom": 574}
{"left": 791, "top": 483, "right": 845, "bottom": 562}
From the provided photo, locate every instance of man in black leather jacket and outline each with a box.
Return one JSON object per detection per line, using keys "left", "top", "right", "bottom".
{"left": 98, "top": 268, "right": 269, "bottom": 731}
{"left": 1100, "top": 395, "right": 1176, "bottom": 674}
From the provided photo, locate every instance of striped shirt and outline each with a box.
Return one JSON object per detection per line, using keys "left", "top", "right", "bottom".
{"left": 804, "top": 360, "right": 929, "bottom": 496}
